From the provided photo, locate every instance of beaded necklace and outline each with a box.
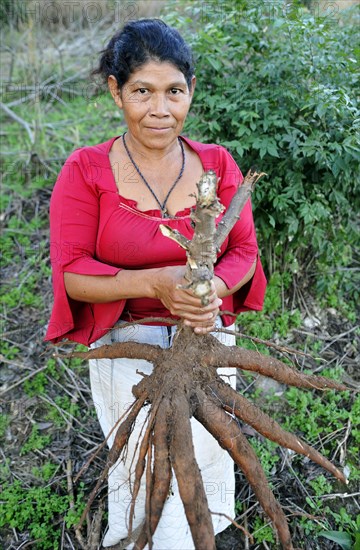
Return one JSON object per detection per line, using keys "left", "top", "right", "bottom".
{"left": 122, "top": 132, "right": 185, "bottom": 218}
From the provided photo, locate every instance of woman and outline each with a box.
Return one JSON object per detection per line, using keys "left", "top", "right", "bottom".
{"left": 45, "top": 19, "right": 266, "bottom": 549}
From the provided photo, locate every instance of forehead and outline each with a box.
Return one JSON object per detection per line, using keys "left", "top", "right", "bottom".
{"left": 126, "top": 60, "right": 188, "bottom": 86}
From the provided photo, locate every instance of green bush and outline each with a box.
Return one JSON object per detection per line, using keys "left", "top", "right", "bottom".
{"left": 0, "top": 0, "right": 23, "bottom": 26}
{"left": 166, "top": 0, "right": 359, "bottom": 305}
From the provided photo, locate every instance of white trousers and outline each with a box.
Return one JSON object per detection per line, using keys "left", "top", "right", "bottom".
{"left": 89, "top": 320, "right": 236, "bottom": 549}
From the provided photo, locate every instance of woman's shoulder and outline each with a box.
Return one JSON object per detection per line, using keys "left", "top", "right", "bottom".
{"left": 181, "top": 136, "right": 240, "bottom": 178}
{"left": 181, "top": 136, "right": 237, "bottom": 165}
{"left": 181, "top": 136, "right": 225, "bottom": 154}
{"left": 62, "top": 136, "right": 117, "bottom": 166}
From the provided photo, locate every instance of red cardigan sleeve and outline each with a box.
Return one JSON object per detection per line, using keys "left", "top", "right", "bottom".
{"left": 45, "top": 149, "right": 125, "bottom": 345}
{"left": 212, "top": 146, "right": 267, "bottom": 325}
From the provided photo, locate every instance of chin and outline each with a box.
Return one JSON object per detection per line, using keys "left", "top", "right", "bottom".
{"left": 145, "top": 133, "right": 179, "bottom": 147}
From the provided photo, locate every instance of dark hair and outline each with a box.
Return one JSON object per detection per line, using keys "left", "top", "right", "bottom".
{"left": 92, "top": 19, "right": 195, "bottom": 90}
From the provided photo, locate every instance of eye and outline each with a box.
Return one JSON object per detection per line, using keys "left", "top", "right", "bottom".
{"left": 169, "top": 88, "right": 182, "bottom": 95}
{"left": 137, "top": 88, "right": 148, "bottom": 94}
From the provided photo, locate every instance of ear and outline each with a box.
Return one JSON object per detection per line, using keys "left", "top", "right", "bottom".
{"left": 189, "top": 75, "right": 196, "bottom": 102}
{"left": 108, "top": 75, "right": 123, "bottom": 109}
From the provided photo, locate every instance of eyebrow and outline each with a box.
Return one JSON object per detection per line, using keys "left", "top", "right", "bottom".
{"left": 127, "top": 80, "right": 188, "bottom": 88}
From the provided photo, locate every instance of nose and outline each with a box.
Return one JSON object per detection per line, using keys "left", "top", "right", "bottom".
{"left": 149, "top": 93, "right": 170, "bottom": 117}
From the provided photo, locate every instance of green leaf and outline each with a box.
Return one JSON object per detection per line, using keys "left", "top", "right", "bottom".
{"left": 268, "top": 214, "right": 276, "bottom": 228}
{"left": 318, "top": 530, "right": 353, "bottom": 550}
{"left": 236, "top": 144, "right": 244, "bottom": 157}
{"left": 207, "top": 57, "right": 221, "bottom": 71}
{"left": 305, "top": 496, "right": 316, "bottom": 509}
{"left": 267, "top": 142, "right": 279, "bottom": 157}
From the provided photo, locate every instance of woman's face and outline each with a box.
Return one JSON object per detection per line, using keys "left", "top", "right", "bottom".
{"left": 108, "top": 60, "right": 196, "bottom": 151}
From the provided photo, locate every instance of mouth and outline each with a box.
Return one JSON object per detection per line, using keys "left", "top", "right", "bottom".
{"left": 146, "top": 127, "right": 171, "bottom": 132}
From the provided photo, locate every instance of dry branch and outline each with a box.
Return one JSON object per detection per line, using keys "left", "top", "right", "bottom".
{"left": 214, "top": 168, "right": 266, "bottom": 250}
{"left": 77, "top": 391, "right": 148, "bottom": 528}
{"left": 0, "top": 101, "right": 35, "bottom": 143}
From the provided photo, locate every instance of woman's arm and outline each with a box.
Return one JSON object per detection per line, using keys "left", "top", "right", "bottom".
{"left": 64, "top": 265, "right": 222, "bottom": 333}
{"left": 48, "top": 152, "right": 223, "bottom": 340}
{"left": 214, "top": 259, "right": 257, "bottom": 299}
{"left": 64, "top": 268, "right": 157, "bottom": 303}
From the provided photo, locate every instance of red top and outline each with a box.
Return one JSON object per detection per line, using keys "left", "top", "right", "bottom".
{"left": 45, "top": 136, "right": 266, "bottom": 345}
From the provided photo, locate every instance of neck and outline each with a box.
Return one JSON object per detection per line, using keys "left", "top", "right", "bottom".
{"left": 123, "top": 132, "right": 181, "bottom": 163}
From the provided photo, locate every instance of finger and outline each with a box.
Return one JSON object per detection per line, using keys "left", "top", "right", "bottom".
{"left": 194, "top": 325, "right": 216, "bottom": 334}
{"left": 178, "top": 292, "right": 211, "bottom": 307}
{"left": 183, "top": 308, "right": 219, "bottom": 326}
{"left": 170, "top": 297, "right": 222, "bottom": 317}
{"left": 181, "top": 307, "right": 219, "bottom": 323}
{"left": 193, "top": 310, "right": 218, "bottom": 333}
{"left": 193, "top": 317, "right": 218, "bottom": 334}
{"left": 174, "top": 290, "right": 207, "bottom": 306}
{"left": 202, "top": 297, "right": 222, "bottom": 310}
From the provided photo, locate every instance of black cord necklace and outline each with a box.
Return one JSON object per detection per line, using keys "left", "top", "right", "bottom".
{"left": 122, "top": 132, "right": 185, "bottom": 218}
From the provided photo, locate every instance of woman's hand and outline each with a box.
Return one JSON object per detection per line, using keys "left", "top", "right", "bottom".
{"left": 153, "top": 266, "right": 222, "bottom": 334}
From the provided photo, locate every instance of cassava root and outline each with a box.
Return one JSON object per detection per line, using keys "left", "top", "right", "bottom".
{"left": 72, "top": 170, "right": 349, "bottom": 549}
